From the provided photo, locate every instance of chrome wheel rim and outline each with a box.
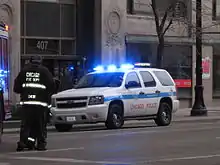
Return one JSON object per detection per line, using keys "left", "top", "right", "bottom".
{"left": 113, "top": 113, "right": 121, "bottom": 127}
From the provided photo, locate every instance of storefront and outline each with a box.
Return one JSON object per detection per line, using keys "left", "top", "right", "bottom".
{"left": 20, "top": 0, "right": 83, "bottom": 89}
{"left": 126, "top": 42, "right": 192, "bottom": 100}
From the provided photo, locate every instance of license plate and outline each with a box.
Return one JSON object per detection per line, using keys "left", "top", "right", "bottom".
{"left": 66, "top": 116, "right": 76, "bottom": 122}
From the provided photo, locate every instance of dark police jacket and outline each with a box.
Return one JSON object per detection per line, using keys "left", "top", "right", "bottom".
{"left": 13, "top": 63, "right": 55, "bottom": 107}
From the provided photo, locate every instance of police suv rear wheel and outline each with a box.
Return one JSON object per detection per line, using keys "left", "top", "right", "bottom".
{"left": 154, "top": 102, "right": 172, "bottom": 126}
{"left": 55, "top": 124, "right": 73, "bottom": 132}
{"left": 105, "top": 104, "right": 124, "bottom": 129}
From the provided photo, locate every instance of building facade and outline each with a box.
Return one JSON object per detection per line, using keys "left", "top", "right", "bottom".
{"left": 92, "top": 0, "right": 220, "bottom": 108}
{"left": 0, "top": 0, "right": 220, "bottom": 109}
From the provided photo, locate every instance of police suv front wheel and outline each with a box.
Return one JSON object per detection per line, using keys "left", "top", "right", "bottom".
{"left": 154, "top": 102, "right": 172, "bottom": 126}
{"left": 105, "top": 104, "right": 124, "bottom": 129}
{"left": 55, "top": 124, "right": 73, "bottom": 132}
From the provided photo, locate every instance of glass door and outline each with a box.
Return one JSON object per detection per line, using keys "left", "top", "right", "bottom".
{"left": 56, "top": 60, "right": 78, "bottom": 91}
{"left": 42, "top": 59, "right": 83, "bottom": 91}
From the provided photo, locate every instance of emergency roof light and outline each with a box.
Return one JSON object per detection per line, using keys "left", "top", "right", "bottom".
{"left": 93, "top": 62, "right": 151, "bottom": 72}
{"left": 120, "top": 64, "right": 134, "bottom": 70}
{"left": 107, "top": 64, "right": 117, "bottom": 71}
{"left": 93, "top": 65, "right": 104, "bottom": 71}
{"left": 93, "top": 63, "right": 134, "bottom": 72}
{"left": 134, "top": 63, "right": 151, "bottom": 67}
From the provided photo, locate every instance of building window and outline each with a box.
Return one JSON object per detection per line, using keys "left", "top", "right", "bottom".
{"left": 213, "top": 0, "right": 220, "bottom": 20}
{"left": 21, "top": 1, "right": 24, "bottom": 36}
{"left": 21, "top": 0, "right": 77, "bottom": 56}
{"left": 127, "top": 0, "right": 188, "bottom": 20}
{"left": 61, "top": 4, "right": 76, "bottom": 37}
{"left": 21, "top": 39, "right": 24, "bottom": 54}
{"left": 126, "top": 43, "right": 192, "bottom": 98}
{"left": 61, "top": 40, "right": 75, "bottom": 55}
{"left": 26, "top": 2, "right": 60, "bottom": 37}
{"left": 127, "top": 0, "right": 134, "bottom": 14}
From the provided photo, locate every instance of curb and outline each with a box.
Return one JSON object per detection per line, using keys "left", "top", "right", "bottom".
{"left": 173, "top": 117, "right": 220, "bottom": 123}
{"left": 3, "top": 116, "right": 220, "bottom": 134}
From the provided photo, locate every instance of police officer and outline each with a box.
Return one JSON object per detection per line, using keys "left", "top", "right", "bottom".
{"left": 19, "top": 78, "right": 60, "bottom": 151}
{"left": 14, "top": 55, "right": 55, "bottom": 151}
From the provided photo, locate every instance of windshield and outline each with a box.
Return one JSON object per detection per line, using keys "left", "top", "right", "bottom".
{"left": 75, "top": 72, "right": 124, "bottom": 89}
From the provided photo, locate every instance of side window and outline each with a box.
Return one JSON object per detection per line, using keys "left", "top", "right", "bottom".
{"left": 125, "top": 72, "right": 141, "bottom": 88}
{"left": 153, "top": 71, "right": 174, "bottom": 86}
{"left": 140, "top": 71, "right": 156, "bottom": 87}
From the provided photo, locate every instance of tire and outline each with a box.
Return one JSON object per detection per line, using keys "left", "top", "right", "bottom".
{"left": 55, "top": 124, "right": 73, "bottom": 132}
{"left": 105, "top": 104, "right": 124, "bottom": 129}
{"left": 154, "top": 102, "right": 172, "bottom": 126}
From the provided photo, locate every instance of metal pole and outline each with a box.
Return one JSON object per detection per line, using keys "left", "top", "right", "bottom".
{"left": 191, "top": 0, "right": 207, "bottom": 116}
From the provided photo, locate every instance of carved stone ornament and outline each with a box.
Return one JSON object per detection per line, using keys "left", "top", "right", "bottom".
{"left": 105, "top": 9, "right": 123, "bottom": 47}
{"left": 107, "top": 11, "right": 121, "bottom": 34}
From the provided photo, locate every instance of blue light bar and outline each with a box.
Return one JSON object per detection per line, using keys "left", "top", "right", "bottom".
{"left": 68, "top": 66, "right": 74, "bottom": 71}
{"left": 134, "top": 63, "right": 151, "bottom": 67}
{"left": 93, "top": 63, "right": 136, "bottom": 72}
{"left": 93, "top": 65, "right": 104, "bottom": 71}
{"left": 107, "top": 64, "right": 117, "bottom": 71}
{"left": 120, "top": 64, "right": 134, "bottom": 70}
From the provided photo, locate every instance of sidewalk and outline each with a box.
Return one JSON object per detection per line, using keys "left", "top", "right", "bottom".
{"left": 172, "top": 107, "right": 220, "bottom": 122}
{"left": 3, "top": 107, "right": 220, "bottom": 134}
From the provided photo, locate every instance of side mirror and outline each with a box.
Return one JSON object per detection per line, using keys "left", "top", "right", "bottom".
{"left": 125, "top": 81, "right": 139, "bottom": 89}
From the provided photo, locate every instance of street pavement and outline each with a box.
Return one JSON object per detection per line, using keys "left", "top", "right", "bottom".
{"left": 3, "top": 107, "right": 220, "bottom": 133}
{"left": 1, "top": 120, "right": 220, "bottom": 164}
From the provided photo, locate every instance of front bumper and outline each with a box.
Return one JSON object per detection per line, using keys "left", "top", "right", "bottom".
{"left": 172, "top": 100, "right": 179, "bottom": 113}
{"left": 50, "top": 104, "right": 108, "bottom": 125}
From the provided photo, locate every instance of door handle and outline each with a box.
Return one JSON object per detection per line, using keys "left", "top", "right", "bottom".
{"left": 155, "top": 90, "right": 160, "bottom": 94}
{"left": 139, "top": 91, "right": 145, "bottom": 95}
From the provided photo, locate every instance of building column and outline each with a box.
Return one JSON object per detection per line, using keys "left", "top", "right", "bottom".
{"left": 192, "top": 45, "right": 213, "bottom": 107}
{"left": 99, "top": 0, "right": 127, "bottom": 65}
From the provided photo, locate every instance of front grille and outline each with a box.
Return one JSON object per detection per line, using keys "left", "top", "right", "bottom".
{"left": 56, "top": 97, "right": 88, "bottom": 109}
{"left": 56, "top": 97, "right": 88, "bottom": 101}
{"left": 57, "top": 102, "right": 87, "bottom": 109}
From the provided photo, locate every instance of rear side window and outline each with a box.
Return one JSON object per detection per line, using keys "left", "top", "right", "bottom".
{"left": 139, "top": 71, "right": 156, "bottom": 87}
{"left": 153, "top": 71, "right": 174, "bottom": 86}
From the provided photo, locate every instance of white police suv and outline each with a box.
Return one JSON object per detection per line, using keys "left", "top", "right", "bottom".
{"left": 50, "top": 63, "right": 179, "bottom": 132}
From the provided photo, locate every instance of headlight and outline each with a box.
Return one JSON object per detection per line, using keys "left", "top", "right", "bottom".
{"left": 51, "top": 98, "right": 56, "bottom": 107}
{"left": 88, "top": 96, "right": 104, "bottom": 105}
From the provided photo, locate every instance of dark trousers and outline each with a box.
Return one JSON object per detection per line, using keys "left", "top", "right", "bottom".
{"left": 19, "top": 105, "right": 47, "bottom": 147}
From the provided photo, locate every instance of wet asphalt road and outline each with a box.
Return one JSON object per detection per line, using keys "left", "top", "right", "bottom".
{"left": 1, "top": 121, "right": 220, "bottom": 165}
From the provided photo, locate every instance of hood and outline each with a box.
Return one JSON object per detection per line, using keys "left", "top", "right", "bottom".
{"left": 52, "top": 87, "right": 113, "bottom": 98}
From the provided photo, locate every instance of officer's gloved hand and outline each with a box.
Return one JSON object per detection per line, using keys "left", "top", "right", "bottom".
{"left": 45, "top": 107, "right": 52, "bottom": 123}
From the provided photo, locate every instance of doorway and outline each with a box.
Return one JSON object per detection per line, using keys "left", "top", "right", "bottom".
{"left": 43, "top": 59, "right": 78, "bottom": 91}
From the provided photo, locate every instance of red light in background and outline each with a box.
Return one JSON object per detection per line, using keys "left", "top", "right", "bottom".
{"left": 5, "top": 25, "right": 9, "bottom": 31}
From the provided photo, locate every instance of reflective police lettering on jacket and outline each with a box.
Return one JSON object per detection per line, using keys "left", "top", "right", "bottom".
{"left": 25, "top": 72, "right": 40, "bottom": 83}
{"left": 22, "top": 72, "right": 46, "bottom": 89}
{"left": 20, "top": 72, "right": 49, "bottom": 107}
